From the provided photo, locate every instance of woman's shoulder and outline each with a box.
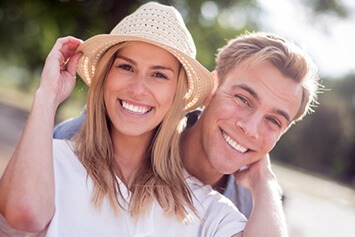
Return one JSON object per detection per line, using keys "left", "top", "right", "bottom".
{"left": 53, "top": 139, "right": 75, "bottom": 156}
{"left": 185, "top": 173, "right": 247, "bottom": 236}
{"left": 184, "top": 171, "right": 234, "bottom": 206}
{"left": 52, "top": 139, "right": 84, "bottom": 173}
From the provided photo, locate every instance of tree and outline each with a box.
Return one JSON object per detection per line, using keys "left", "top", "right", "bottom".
{"left": 0, "top": 0, "right": 349, "bottom": 85}
{"left": 271, "top": 76, "right": 355, "bottom": 186}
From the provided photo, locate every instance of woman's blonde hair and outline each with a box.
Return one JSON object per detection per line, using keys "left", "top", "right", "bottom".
{"left": 73, "top": 42, "right": 195, "bottom": 220}
{"left": 215, "top": 32, "right": 320, "bottom": 122}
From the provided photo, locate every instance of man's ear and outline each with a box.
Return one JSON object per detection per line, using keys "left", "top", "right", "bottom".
{"left": 204, "top": 70, "right": 219, "bottom": 106}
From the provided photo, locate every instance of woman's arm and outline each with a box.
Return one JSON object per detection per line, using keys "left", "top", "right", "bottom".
{"left": 0, "top": 37, "right": 82, "bottom": 232}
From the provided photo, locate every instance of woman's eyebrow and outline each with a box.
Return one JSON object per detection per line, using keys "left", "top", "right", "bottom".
{"left": 115, "top": 55, "right": 135, "bottom": 65}
{"left": 116, "top": 55, "right": 175, "bottom": 72}
{"left": 151, "top": 65, "right": 175, "bottom": 72}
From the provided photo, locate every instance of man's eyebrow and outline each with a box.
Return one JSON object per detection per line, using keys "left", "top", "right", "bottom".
{"left": 273, "top": 108, "right": 291, "bottom": 123}
{"left": 116, "top": 55, "right": 175, "bottom": 72}
{"left": 232, "top": 84, "right": 260, "bottom": 102}
{"left": 232, "top": 83, "right": 291, "bottom": 122}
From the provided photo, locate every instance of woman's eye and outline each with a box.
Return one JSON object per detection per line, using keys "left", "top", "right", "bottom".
{"left": 118, "top": 64, "right": 133, "bottom": 72}
{"left": 152, "top": 72, "right": 168, "bottom": 80}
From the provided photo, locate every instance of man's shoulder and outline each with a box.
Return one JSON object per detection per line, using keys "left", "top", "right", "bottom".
{"left": 186, "top": 109, "right": 202, "bottom": 128}
{"left": 223, "top": 175, "right": 253, "bottom": 219}
{"left": 53, "top": 113, "right": 86, "bottom": 139}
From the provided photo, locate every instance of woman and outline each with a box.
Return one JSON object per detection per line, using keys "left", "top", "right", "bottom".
{"left": 0, "top": 2, "right": 246, "bottom": 236}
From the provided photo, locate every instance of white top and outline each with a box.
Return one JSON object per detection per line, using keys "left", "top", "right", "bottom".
{"left": 48, "top": 139, "right": 246, "bottom": 236}
{"left": 0, "top": 140, "right": 246, "bottom": 236}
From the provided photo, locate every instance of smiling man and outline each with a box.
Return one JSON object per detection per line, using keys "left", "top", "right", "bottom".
{"left": 181, "top": 31, "right": 320, "bottom": 235}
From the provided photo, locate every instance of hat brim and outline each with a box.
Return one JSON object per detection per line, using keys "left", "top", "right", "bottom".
{"left": 76, "top": 34, "right": 213, "bottom": 110}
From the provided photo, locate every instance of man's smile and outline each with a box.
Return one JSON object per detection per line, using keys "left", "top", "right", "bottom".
{"left": 221, "top": 131, "right": 248, "bottom": 153}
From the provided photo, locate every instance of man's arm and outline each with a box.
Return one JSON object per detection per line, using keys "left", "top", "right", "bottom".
{"left": 234, "top": 155, "right": 288, "bottom": 237}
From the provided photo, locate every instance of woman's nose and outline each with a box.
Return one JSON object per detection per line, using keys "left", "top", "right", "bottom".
{"left": 128, "top": 76, "right": 148, "bottom": 98}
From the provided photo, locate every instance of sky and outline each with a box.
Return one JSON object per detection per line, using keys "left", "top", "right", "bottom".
{"left": 257, "top": 0, "right": 355, "bottom": 78}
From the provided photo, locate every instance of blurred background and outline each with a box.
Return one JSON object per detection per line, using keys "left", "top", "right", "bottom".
{"left": 0, "top": 0, "right": 354, "bottom": 236}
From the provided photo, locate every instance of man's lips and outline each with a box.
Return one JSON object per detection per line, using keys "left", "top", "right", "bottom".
{"left": 221, "top": 131, "right": 248, "bottom": 153}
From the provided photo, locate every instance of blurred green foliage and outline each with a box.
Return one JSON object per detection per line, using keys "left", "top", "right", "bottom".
{"left": 272, "top": 75, "right": 355, "bottom": 186}
{"left": 0, "top": 0, "right": 354, "bottom": 186}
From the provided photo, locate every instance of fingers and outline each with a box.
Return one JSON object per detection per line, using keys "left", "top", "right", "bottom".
{"left": 58, "top": 36, "right": 82, "bottom": 63}
{"left": 39, "top": 36, "right": 83, "bottom": 100}
{"left": 46, "top": 36, "right": 82, "bottom": 72}
{"left": 66, "top": 52, "right": 82, "bottom": 77}
{"left": 59, "top": 37, "right": 83, "bottom": 76}
{"left": 233, "top": 153, "right": 272, "bottom": 189}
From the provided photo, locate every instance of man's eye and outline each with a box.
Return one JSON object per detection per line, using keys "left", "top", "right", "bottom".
{"left": 268, "top": 117, "right": 282, "bottom": 128}
{"left": 152, "top": 72, "right": 168, "bottom": 80}
{"left": 235, "top": 95, "right": 250, "bottom": 107}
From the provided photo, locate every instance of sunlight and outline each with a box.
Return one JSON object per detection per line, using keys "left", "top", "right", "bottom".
{"left": 258, "top": 0, "right": 355, "bottom": 77}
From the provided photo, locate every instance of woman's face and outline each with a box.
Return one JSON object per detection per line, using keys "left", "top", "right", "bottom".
{"left": 103, "top": 41, "right": 180, "bottom": 139}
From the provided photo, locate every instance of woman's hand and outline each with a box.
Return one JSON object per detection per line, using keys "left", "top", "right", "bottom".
{"left": 39, "top": 36, "right": 82, "bottom": 107}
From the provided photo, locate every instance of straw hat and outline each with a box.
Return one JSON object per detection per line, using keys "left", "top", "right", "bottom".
{"left": 76, "top": 2, "right": 213, "bottom": 110}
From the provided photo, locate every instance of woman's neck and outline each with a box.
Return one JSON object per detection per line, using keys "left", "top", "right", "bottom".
{"left": 111, "top": 130, "right": 154, "bottom": 185}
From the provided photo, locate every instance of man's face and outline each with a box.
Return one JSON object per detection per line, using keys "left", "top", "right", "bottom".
{"left": 199, "top": 61, "right": 303, "bottom": 174}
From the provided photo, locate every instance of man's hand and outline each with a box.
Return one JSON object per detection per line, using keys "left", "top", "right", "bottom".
{"left": 233, "top": 154, "right": 288, "bottom": 237}
{"left": 233, "top": 154, "right": 279, "bottom": 191}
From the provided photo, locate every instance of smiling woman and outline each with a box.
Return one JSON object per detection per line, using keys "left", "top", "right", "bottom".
{"left": 103, "top": 42, "right": 179, "bottom": 140}
{"left": 0, "top": 2, "right": 249, "bottom": 237}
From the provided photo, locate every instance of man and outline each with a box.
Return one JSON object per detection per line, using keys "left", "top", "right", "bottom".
{"left": 181, "top": 32, "right": 319, "bottom": 235}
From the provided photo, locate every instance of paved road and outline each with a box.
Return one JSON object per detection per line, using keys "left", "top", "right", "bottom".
{"left": 0, "top": 102, "right": 28, "bottom": 175}
{"left": 1, "top": 101, "right": 355, "bottom": 236}
{"left": 274, "top": 164, "right": 355, "bottom": 236}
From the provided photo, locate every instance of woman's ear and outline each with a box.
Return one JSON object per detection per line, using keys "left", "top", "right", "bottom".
{"left": 203, "top": 70, "right": 219, "bottom": 106}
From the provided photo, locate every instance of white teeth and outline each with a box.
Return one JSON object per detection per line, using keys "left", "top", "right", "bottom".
{"left": 122, "top": 101, "right": 151, "bottom": 114}
{"left": 222, "top": 132, "right": 247, "bottom": 153}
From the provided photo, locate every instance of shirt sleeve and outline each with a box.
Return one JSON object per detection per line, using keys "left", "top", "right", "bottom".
{"left": 186, "top": 174, "right": 247, "bottom": 237}
{"left": 53, "top": 113, "right": 86, "bottom": 140}
{"left": 198, "top": 190, "right": 247, "bottom": 237}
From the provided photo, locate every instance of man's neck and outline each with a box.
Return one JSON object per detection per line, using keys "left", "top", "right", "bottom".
{"left": 181, "top": 124, "right": 225, "bottom": 189}
{"left": 212, "top": 174, "right": 229, "bottom": 194}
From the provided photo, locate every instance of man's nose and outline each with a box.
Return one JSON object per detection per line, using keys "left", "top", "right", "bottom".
{"left": 235, "top": 113, "right": 260, "bottom": 139}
